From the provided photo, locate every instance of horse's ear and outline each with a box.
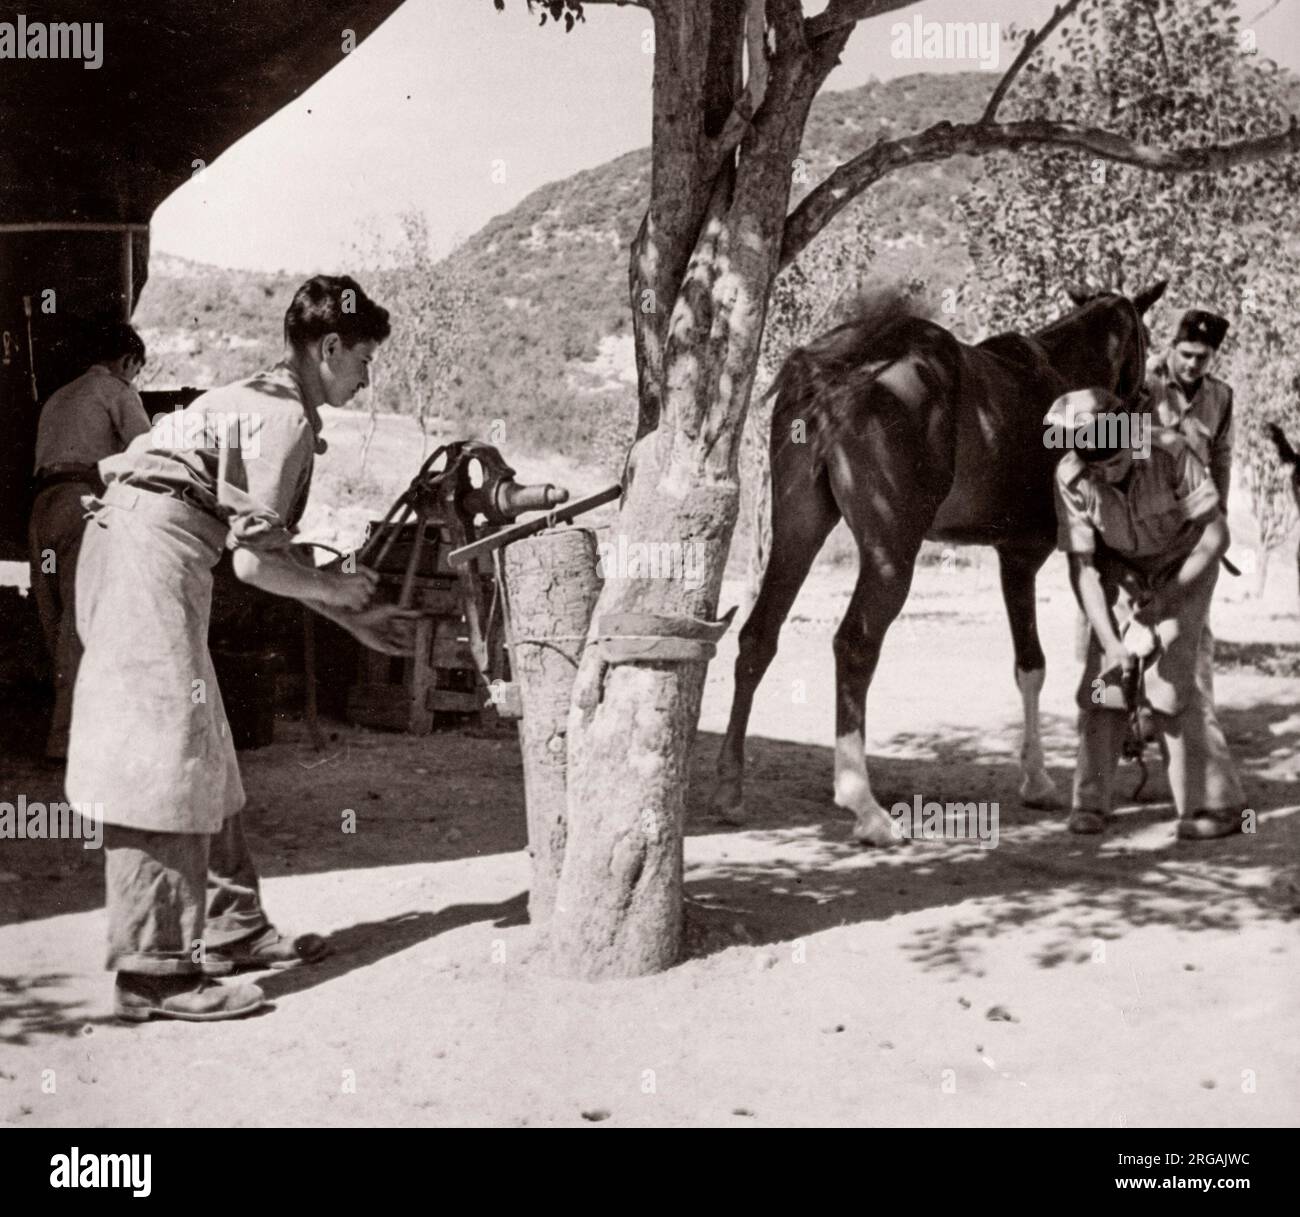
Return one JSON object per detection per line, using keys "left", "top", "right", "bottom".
{"left": 1064, "top": 283, "right": 1093, "bottom": 307}
{"left": 1133, "top": 279, "right": 1169, "bottom": 315}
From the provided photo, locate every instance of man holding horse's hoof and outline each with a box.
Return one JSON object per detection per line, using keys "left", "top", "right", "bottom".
{"left": 1048, "top": 388, "right": 1248, "bottom": 843}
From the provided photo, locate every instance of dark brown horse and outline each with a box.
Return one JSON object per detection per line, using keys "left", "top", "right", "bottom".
{"left": 714, "top": 281, "right": 1168, "bottom": 844}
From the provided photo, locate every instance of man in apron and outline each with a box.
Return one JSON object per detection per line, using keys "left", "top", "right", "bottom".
{"left": 1049, "top": 388, "right": 1246, "bottom": 840}
{"left": 28, "top": 321, "right": 151, "bottom": 761}
{"left": 67, "top": 275, "right": 416, "bottom": 1022}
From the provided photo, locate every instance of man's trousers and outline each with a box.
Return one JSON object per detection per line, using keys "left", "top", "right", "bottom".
{"left": 104, "top": 812, "right": 270, "bottom": 975}
{"left": 1073, "top": 562, "right": 1244, "bottom": 818}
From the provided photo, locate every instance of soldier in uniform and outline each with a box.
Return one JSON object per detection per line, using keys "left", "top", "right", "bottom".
{"left": 1144, "top": 308, "right": 1239, "bottom": 798}
{"left": 1049, "top": 388, "right": 1246, "bottom": 840}
{"left": 1148, "top": 309, "right": 1233, "bottom": 504}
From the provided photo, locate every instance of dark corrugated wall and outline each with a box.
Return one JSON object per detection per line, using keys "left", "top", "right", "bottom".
{"left": 0, "top": 1, "right": 405, "bottom": 557}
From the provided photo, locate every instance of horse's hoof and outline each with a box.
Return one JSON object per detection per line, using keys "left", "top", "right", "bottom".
{"left": 711, "top": 785, "right": 748, "bottom": 826}
{"left": 1019, "top": 776, "right": 1062, "bottom": 811}
{"left": 851, "top": 817, "right": 903, "bottom": 848}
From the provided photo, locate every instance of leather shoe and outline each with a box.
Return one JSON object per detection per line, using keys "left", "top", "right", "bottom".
{"left": 1067, "top": 808, "right": 1107, "bottom": 835}
{"left": 1177, "top": 809, "right": 1244, "bottom": 841}
{"left": 114, "top": 974, "right": 266, "bottom": 1022}
{"left": 202, "top": 926, "right": 330, "bottom": 976}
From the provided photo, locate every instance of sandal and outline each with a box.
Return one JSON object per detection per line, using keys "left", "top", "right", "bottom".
{"left": 202, "top": 927, "right": 330, "bottom": 976}
{"left": 1177, "top": 809, "right": 1244, "bottom": 841}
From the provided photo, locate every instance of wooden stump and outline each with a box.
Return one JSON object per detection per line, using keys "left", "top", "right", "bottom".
{"left": 502, "top": 527, "right": 602, "bottom": 925}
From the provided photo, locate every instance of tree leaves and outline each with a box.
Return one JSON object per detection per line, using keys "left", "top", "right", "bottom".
{"left": 961, "top": 0, "right": 1300, "bottom": 554}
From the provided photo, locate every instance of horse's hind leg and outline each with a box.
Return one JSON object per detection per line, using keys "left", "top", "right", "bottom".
{"left": 713, "top": 463, "right": 839, "bottom": 823}
{"left": 996, "top": 540, "right": 1062, "bottom": 809}
{"left": 830, "top": 523, "right": 932, "bottom": 846}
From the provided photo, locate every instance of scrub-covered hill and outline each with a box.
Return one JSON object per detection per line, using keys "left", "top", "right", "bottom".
{"left": 135, "top": 71, "right": 995, "bottom": 472}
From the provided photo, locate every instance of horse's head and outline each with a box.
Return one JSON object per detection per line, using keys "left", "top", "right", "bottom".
{"left": 1045, "top": 280, "right": 1168, "bottom": 404}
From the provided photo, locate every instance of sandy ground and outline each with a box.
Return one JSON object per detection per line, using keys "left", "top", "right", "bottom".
{"left": 2, "top": 534, "right": 1297, "bottom": 1128}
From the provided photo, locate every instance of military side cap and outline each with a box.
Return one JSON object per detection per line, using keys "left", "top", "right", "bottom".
{"left": 1044, "top": 387, "right": 1131, "bottom": 463}
{"left": 1174, "top": 309, "right": 1229, "bottom": 349}
{"left": 1042, "top": 387, "right": 1123, "bottom": 431}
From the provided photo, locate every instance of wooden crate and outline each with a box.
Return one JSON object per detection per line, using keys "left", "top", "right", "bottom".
{"left": 345, "top": 573, "right": 508, "bottom": 735}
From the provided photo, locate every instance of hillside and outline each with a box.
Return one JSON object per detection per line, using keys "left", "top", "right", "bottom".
{"left": 133, "top": 65, "right": 1300, "bottom": 490}
{"left": 135, "top": 71, "right": 994, "bottom": 473}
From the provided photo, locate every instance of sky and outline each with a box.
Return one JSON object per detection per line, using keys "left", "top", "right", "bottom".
{"left": 151, "top": 0, "right": 1300, "bottom": 273}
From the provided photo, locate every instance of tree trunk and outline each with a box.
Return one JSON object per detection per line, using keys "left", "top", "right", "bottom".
{"left": 547, "top": 450, "right": 738, "bottom": 978}
{"left": 502, "top": 527, "right": 602, "bottom": 925}
{"left": 545, "top": 1, "right": 845, "bottom": 980}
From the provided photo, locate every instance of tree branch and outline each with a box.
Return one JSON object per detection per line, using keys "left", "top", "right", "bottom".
{"left": 708, "top": 0, "right": 770, "bottom": 169}
{"left": 981, "top": 0, "right": 1084, "bottom": 125}
{"left": 780, "top": 114, "right": 1300, "bottom": 271}
{"left": 804, "top": 0, "right": 920, "bottom": 44}
{"left": 1138, "top": 0, "right": 1171, "bottom": 80}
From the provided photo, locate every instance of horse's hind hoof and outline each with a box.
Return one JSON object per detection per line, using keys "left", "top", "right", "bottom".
{"left": 711, "top": 784, "right": 748, "bottom": 826}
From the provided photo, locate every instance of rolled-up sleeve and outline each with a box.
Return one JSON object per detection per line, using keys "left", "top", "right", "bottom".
{"left": 109, "top": 383, "right": 152, "bottom": 451}
{"left": 241, "top": 411, "right": 314, "bottom": 525}
{"left": 1054, "top": 471, "right": 1096, "bottom": 555}
{"left": 216, "top": 407, "right": 315, "bottom": 552}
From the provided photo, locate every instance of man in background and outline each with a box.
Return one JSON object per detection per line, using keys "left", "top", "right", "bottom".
{"left": 1148, "top": 309, "right": 1233, "bottom": 503}
{"left": 28, "top": 320, "right": 151, "bottom": 761}
{"left": 1145, "top": 308, "right": 1238, "bottom": 787}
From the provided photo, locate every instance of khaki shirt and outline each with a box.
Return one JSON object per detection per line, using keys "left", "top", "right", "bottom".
{"left": 33, "top": 363, "right": 151, "bottom": 473}
{"left": 1145, "top": 359, "right": 1233, "bottom": 505}
{"left": 1053, "top": 432, "right": 1221, "bottom": 583}
{"left": 100, "top": 363, "right": 322, "bottom": 540}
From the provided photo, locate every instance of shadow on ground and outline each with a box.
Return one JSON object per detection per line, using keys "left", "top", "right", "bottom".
{"left": 679, "top": 702, "right": 1300, "bottom": 971}
{"left": 3, "top": 689, "right": 1298, "bottom": 988}
{"left": 0, "top": 894, "right": 530, "bottom": 1045}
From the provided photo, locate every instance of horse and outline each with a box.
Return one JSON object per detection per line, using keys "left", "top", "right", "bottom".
{"left": 713, "top": 280, "right": 1168, "bottom": 845}
{"left": 1266, "top": 422, "right": 1300, "bottom": 595}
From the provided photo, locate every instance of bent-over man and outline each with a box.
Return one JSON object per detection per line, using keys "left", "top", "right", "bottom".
{"left": 1049, "top": 388, "right": 1247, "bottom": 841}
{"left": 66, "top": 275, "right": 416, "bottom": 1022}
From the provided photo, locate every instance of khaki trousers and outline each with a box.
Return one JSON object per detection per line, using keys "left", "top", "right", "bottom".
{"left": 1074, "top": 561, "right": 1244, "bottom": 818}
{"left": 104, "top": 812, "right": 270, "bottom": 975}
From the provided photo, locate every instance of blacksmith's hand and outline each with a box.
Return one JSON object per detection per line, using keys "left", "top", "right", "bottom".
{"left": 322, "top": 565, "right": 380, "bottom": 612}
{"left": 348, "top": 604, "right": 422, "bottom": 656}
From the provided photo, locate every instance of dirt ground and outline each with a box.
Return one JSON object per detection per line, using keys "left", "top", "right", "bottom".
{"left": 2, "top": 539, "right": 1297, "bottom": 1128}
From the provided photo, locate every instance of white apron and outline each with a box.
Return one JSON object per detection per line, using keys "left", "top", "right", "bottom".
{"left": 65, "top": 483, "right": 245, "bottom": 833}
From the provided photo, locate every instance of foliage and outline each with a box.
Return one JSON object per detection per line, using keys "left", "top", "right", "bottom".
{"left": 135, "top": 74, "right": 993, "bottom": 488}
{"left": 358, "top": 213, "right": 484, "bottom": 462}
{"left": 958, "top": 0, "right": 1300, "bottom": 563}
{"left": 494, "top": 0, "right": 585, "bottom": 31}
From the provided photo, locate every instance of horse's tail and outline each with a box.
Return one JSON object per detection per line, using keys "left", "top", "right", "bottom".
{"left": 1266, "top": 422, "right": 1300, "bottom": 468}
{"left": 767, "top": 286, "right": 936, "bottom": 469}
